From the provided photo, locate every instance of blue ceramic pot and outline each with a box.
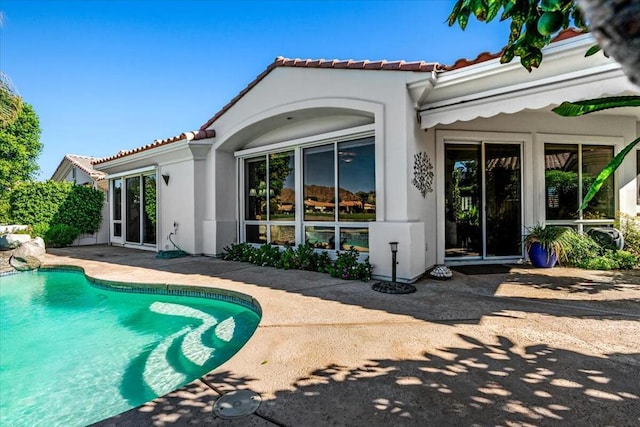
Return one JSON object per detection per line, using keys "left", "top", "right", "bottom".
{"left": 528, "top": 242, "right": 557, "bottom": 268}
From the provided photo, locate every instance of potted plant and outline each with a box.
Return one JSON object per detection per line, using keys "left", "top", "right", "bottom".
{"left": 524, "top": 224, "right": 571, "bottom": 268}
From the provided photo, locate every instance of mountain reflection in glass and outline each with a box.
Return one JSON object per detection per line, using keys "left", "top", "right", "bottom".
{"left": 304, "top": 145, "right": 336, "bottom": 221}
{"left": 338, "top": 138, "right": 375, "bottom": 222}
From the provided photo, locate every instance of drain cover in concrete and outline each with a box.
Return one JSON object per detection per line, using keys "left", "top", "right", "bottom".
{"left": 213, "top": 390, "right": 261, "bottom": 419}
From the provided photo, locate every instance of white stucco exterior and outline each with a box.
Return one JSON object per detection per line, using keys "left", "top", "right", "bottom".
{"left": 95, "top": 33, "right": 640, "bottom": 282}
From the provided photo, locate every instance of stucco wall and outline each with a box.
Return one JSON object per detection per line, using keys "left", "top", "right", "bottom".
{"left": 206, "top": 66, "right": 429, "bottom": 280}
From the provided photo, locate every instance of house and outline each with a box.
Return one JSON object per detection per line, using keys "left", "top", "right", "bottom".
{"left": 93, "top": 30, "right": 640, "bottom": 282}
{"left": 51, "top": 154, "right": 109, "bottom": 245}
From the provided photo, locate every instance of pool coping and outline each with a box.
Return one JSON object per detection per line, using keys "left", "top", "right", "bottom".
{"left": 0, "top": 264, "right": 262, "bottom": 316}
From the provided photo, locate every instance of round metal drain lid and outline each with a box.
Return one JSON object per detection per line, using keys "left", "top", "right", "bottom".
{"left": 213, "top": 390, "right": 261, "bottom": 419}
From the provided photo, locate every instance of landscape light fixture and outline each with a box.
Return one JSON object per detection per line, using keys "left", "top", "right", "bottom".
{"left": 389, "top": 241, "right": 398, "bottom": 283}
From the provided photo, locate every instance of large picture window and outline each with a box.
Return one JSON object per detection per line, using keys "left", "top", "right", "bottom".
{"left": 241, "top": 135, "right": 375, "bottom": 252}
{"left": 545, "top": 143, "right": 614, "bottom": 225}
{"left": 244, "top": 151, "right": 296, "bottom": 246}
{"left": 303, "top": 137, "right": 375, "bottom": 251}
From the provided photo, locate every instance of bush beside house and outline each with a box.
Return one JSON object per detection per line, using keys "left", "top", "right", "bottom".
{"left": 221, "top": 242, "right": 373, "bottom": 281}
{"left": 8, "top": 181, "right": 104, "bottom": 247}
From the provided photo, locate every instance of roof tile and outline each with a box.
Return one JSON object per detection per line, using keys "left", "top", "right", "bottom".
{"left": 443, "top": 28, "right": 586, "bottom": 71}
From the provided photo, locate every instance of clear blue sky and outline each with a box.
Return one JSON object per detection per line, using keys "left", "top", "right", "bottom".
{"left": 1, "top": 0, "right": 509, "bottom": 180}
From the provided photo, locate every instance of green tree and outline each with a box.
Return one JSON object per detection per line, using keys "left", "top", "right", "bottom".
{"left": 0, "top": 101, "right": 42, "bottom": 223}
{"left": 1, "top": 72, "right": 23, "bottom": 127}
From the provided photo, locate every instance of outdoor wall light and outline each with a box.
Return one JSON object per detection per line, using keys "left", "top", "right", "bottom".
{"left": 162, "top": 174, "right": 170, "bottom": 186}
{"left": 249, "top": 188, "right": 257, "bottom": 197}
{"left": 389, "top": 241, "right": 398, "bottom": 283}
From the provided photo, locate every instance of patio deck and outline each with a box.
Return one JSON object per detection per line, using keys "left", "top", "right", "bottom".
{"left": 36, "top": 246, "right": 640, "bottom": 426}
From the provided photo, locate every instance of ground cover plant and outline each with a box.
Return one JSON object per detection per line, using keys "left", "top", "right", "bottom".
{"left": 221, "top": 242, "right": 372, "bottom": 281}
{"left": 563, "top": 228, "right": 638, "bottom": 270}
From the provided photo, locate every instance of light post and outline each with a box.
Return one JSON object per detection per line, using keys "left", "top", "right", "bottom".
{"left": 389, "top": 241, "right": 398, "bottom": 283}
{"left": 371, "top": 240, "right": 415, "bottom": 294}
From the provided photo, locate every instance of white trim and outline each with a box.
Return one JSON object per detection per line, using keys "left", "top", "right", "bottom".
{"left": 106, "top": 165, "right": 157, "bottom": 180}
{"left": 535, "top": 133, "right": 624, "bottom": 146}
{"left": 234, "top": 124, "right": 375, "bottom": 158}
{"left": 94, "top": 139, "right": 193, "bottom": 170}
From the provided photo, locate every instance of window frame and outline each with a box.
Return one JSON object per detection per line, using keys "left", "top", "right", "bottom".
{"left": 540, "top": 133, "right": 621, "bottom": 232}
{"left": 237, "top": 127, "right": 375, "bottom": 252}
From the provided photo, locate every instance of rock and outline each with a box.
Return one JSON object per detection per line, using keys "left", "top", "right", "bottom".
{"left": 13, "top": 238, "right": 46, "bottom": 258}
{"left": 0, "top": 234, "right": 32, "bottom": 250}
{"left": 9, "top": 255, "right": 41, "bottom": 271}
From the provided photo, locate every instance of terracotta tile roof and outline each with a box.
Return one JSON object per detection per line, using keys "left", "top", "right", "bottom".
{"left": 97, "top": 30, "right": 587, "bottom": 166}
{"left": 198, "top": 56, "right": 441, "bottom": 130}
{"left": 52, "top": 154, "right": 107, "bottom": 181}
{"left": 443, "top": 28, "right": 587, "bottom": 71}
{"left": 94, "top": 129, "right": 216, "bottom": 165}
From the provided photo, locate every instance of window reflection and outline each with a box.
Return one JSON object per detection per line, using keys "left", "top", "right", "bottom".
{"left": 270, "top": 151, "right": 295, "bottom": 221}
{"left": 544, "top": 144, "right": 614, "bottom": 221}
{"left": 545, "top": 144, "right": 578, "bottom": 220}
{"left": 246, "top": 225, "right": 267, "bottom": 244}
{"left": 246, "top": 158, "right": 267, "bottom": 220}
{"left": 338, "top": 138, "right": 375, "bottom": 222}
{"left": 142, "top": 174, "right": 156, "bottom": 245}
{"left": 112, "top": 179, "right": 122, "bottom": 237}
{"left": 582, "top": 146, "right": 614, "bottom": 219}
{"left": 243, "top": 137, "right": 376, "bottom": 252}
{"left": 339, "top": 228, "right": 369, "bottom": 251}
{"left": 305, "top": 226, "right": 335, "bottom": 250}
{"left": 270, "top": 225, "right": 295, "bottom": 246}
{"left": 304, "top": 145, "right": 335, "bottom": 221}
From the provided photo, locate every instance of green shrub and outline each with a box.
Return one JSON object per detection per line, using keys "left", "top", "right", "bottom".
{"left": 564, "top": 230, "right": 600, "bottom": 268}
{"left": 9, "top": 181, "right": 104, "bottom": 237}
{"left": 250, "top": 243, "right": 281, "bottom": 267}
{"left": 31, "top": 223, "right": 49, "bottom": 238}
{"left": 564, "top": 229, "right": 638, "bottom": 270}
{"left": 0, "top": 195, "right": 10, "bottom": 224}
{"left": 328, "top": 246, "right": 373, "bottom": 281}
{"left": 604, "top": 249, "right": 638, "bottom": 270}
{"left": 616, "top": 212, "right": 640, "bottom": 258}
{"left": 220, "top": 242, "right": 372, "bottom": 281}
{"left": 44, "top": 223, "right": 80, "bottom": 247}
{"left": 221, "top": 242, "right": 253, "bottom": 262}
{"left": 54, "top": 185, "right": 104, "bottom": 234}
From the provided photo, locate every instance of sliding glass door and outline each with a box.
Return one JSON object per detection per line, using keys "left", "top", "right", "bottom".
{"left": 111, "top": 171, "right": 157, "bottom": 247}
{"left": 445, "top": 142, "right": 522, "bottom": 260}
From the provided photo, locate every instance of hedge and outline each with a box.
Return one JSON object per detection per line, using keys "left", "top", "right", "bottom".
{"left": 9, "top": 181, "right": 104, "bottom": 240}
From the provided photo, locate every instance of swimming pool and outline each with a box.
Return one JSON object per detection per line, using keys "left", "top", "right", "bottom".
{"left": 0, "top": 268, "right": 261, "bottom": 426}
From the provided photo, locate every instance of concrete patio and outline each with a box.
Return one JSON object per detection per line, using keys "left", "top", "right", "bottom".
{"left": 35, "top": 246, "right": 640, "bottom": 426}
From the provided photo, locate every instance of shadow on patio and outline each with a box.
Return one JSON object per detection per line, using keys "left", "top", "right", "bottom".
{"left": 95, "top": 333, "right": 640, "bottom": 426}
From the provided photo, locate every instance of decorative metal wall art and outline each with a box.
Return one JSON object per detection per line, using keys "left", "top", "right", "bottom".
{"left": 412, "top": 152, "right": 434, "bottom": 198}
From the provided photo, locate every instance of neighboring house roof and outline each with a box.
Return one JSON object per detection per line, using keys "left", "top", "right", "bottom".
{"left": 51, "top": 154, "right": 107, "bottom": 182}
{"left": 94, "top": 28, "right": 588, "bottom": 166}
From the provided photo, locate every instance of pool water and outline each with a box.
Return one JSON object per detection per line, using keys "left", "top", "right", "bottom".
{"left": 0, "top": 270, "right": 261, "bottom": 427}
